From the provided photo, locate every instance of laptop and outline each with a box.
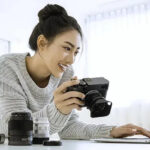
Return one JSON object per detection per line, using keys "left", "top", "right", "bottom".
{"left": 91, "top": 135, "right": 150, "bottom": 144}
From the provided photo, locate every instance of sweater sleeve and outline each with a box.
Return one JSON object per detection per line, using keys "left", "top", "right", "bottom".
{"left": 58, "top": 111, "right": 115, "bottom": 140}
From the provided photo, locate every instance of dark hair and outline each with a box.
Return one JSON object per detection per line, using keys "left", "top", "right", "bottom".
{"left": 29, "top": 4, "right": 83, "bottom": 51}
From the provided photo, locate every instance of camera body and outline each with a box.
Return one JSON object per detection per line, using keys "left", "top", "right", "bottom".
{"left": 66, "top": 77, "right": 112, "bottom": 117}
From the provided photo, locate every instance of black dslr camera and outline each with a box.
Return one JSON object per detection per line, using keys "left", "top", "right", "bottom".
{"left": 66, "top": 77, "right": 112, "bottom": 118}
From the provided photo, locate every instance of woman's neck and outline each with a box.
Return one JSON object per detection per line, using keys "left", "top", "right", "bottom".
{"left": 25, "top": 53, "right": 50, "bottom": 88}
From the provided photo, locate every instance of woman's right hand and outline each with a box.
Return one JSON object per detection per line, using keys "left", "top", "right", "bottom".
{"left": 53, "top": 77, "right": 85, "bottom": 115}
{"left": 110, "top": 124, "right": 150, "bottom": 138}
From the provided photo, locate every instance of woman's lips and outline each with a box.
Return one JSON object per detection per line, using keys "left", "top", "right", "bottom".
{"left": 58, "top": 63, "right": 68, "bottom": 72}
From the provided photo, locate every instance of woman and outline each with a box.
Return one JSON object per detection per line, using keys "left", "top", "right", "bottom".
{"left": 0, "top": 4, "right": 150, "bottom": 139}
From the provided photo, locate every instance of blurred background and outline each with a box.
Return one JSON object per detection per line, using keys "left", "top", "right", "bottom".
{"left": 1, "top": 0, "right": 150, "bottom": 130}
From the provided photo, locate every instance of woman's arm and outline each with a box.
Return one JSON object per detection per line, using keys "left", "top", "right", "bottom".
{"left": 58, "top": 111, "right": 150, "bottom": 139}
{"left": 58, "top": 111, "right": 115, "bottom": 140}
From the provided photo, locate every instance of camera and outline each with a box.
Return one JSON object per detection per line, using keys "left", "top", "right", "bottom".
{"left": 8, "top": 112, "right": 33, "bottom": 145}
{"left": 66, "top": 77, "right": 112, "bottom": 118}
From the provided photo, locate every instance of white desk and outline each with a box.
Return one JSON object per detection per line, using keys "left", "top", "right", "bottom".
{"left": 0, "top": 139, "right": 150, "bottom": 150}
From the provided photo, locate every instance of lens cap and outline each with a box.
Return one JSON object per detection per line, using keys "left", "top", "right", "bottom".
{"left": 43, "top": 140, "right": 62, "bottom": 146}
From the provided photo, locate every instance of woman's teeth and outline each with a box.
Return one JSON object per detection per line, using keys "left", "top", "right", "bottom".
{"left": 59, "top": 64, "right": 68, "bottom": 71}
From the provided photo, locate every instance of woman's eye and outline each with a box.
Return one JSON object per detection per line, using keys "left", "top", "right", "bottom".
{"left": 64, "top": 47, "right": 71, "bottom": 51}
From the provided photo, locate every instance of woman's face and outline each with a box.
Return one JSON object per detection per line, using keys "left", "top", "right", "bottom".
{"left": 38, "top": 30, "right": 81, "bottom": 78}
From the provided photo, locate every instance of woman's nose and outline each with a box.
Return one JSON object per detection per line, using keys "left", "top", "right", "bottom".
{"left": 66, "top": 53, "right": 75, "bottom": 65}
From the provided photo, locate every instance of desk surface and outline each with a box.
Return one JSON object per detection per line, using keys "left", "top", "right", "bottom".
{"left": 0, "top": 139, "right": 150, "bottom": 150}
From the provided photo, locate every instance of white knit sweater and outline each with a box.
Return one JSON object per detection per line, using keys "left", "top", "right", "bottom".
{"left": 0, "top": 52, "right": 114, "bottom": 139}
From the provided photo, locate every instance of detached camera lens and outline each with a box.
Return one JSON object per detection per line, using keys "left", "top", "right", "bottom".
{"left": 33, "top": 117, "right": 50, "bottom": 144}
{"left": 8, "top": 112, "right": 33, "bottom": 145}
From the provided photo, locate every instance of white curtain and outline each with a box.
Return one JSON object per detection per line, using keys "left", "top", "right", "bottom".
{"left": 78, "top": 1, "right": 150, "bottom": 129}
{"left": 0, "top": 39, "right": 10, "bottom": 56}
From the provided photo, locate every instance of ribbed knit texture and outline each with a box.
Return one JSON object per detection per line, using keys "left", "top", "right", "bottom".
{"left": 0, "top": 52, "right": 114, "bottom": 139}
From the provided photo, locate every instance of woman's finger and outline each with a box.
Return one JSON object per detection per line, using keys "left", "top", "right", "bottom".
{"left": 138, "top": 128, "right": 150, "bottom": 138}
{"left": 64, "top": 104, "right": 82, "bottom": 111}
{"left": 54, "top": 79, "right": 80, "bottom": 94}
{"left": 61, "top": 98, "right": 85, "bottom": 106}
{"left": 56, "top": 91, "right": 85, "bottom": 102}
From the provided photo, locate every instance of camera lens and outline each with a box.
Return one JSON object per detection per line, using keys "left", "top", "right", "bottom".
{"left": 33, "top": 117, "right": 50, "bottom": 144}
{"left": 85, "top": 90, "right": 112, "bottom": 117}
{"left": 8, "top": 112, "right": 33, "bottom": 145}
{"left": 95, "top": 101, "right": 105, "bottom": 111}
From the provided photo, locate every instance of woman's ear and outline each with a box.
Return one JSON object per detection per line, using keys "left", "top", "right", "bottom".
{"left": 37, "top": 34, "right": 48, "bottom": 51}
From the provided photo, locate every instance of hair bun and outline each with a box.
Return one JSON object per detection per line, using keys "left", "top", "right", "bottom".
{"left": 38, "top": 4, "right": 68, "bottom": 22}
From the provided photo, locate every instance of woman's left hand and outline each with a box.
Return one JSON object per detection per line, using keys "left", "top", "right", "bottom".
{"left": 110, "top": 124, "right": 150, "bottom": 138}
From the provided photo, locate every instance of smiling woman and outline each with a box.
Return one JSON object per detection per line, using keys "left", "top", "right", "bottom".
{"left": 26, "top": 30, "right": 81, "bottom": 85}
{"left": 0, "top": 4, "right": 150, "bottom": 141}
